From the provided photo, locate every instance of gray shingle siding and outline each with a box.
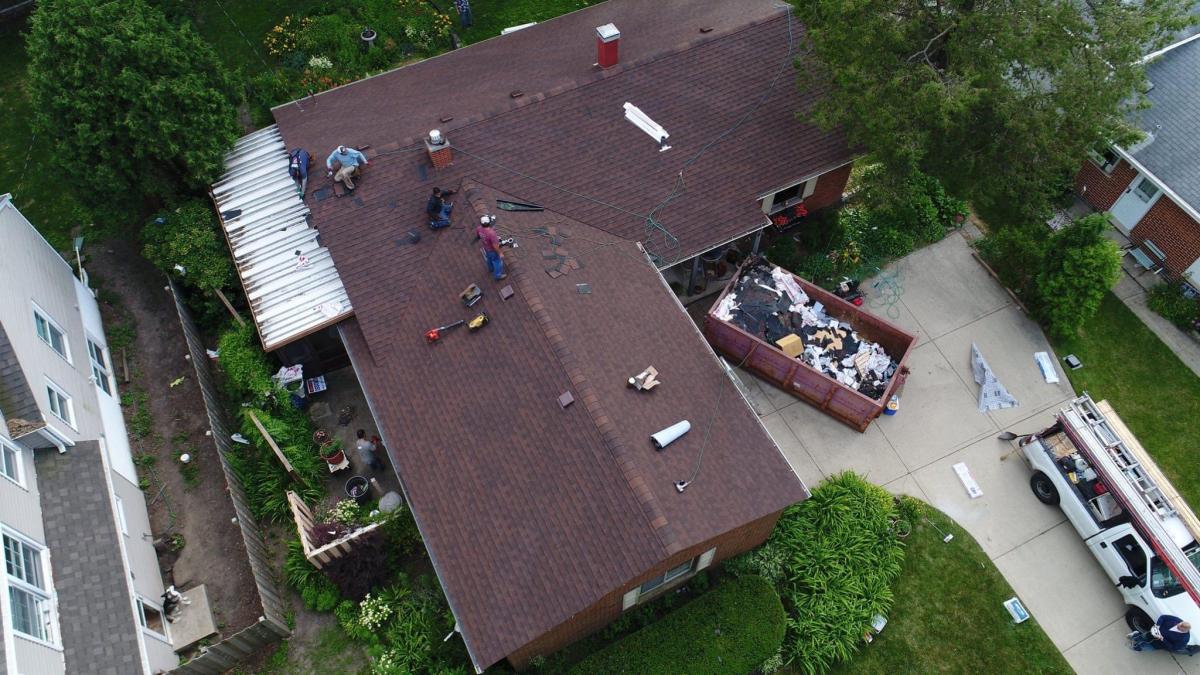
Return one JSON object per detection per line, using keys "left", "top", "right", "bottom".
{"left": 0, "top": 319, "right": 44, "bottom": 437}
{"left": 36, "top": 441, "right": 144, "bottom": 674}
{"left": 1130, "top": 39, "right": 1200, "bottom": 212}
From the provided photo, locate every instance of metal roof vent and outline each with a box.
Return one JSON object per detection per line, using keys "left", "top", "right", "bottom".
{"left": 623, "top": 102, "right": 670, "bottom": 151}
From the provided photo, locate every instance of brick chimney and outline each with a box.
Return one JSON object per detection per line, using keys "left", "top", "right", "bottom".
{"left": 426, "top": 129, "right": 452, "bottom": 169}
{"left": 596, "top": 23, "right": 620, "bottom": 68}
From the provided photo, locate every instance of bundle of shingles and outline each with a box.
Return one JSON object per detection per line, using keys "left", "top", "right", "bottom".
{"left": 713, "top": 262, "right": 898, "bottom": 400}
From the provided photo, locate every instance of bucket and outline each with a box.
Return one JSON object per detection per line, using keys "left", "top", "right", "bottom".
{"left": 345, "top": 476, "right": 370, "bottom": 505}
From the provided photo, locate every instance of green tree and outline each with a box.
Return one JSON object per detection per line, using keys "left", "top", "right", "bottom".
{"left": 1035, "top": 215, "right": 1122, "bottom": 336}
{"left": 141, "top": 200, "right": 233, "bottom": 292}
{"left": 26, "top": 0, "right": 239, "bottom": 218}
{"left": 792, "top": 0, "right": 1195, "bottom": 222}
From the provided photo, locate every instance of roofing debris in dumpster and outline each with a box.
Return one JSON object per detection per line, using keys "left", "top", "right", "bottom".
{"left": 713, "top": 262, "right": 898, "bottom": 400}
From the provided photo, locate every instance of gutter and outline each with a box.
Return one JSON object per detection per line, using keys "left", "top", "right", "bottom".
{"left": 1138, "top": 31, "right": 1200, "bottom": 64}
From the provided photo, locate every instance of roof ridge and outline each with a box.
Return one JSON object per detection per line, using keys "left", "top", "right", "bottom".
{"left": 460, "top": 180, "right": 680, "bottom": 556}
{"left": 383, "top": 11, "right": 794, "bottom": 158}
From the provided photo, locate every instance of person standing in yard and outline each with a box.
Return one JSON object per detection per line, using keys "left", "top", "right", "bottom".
{"left": 354, "top": 429, "right": 384, "bottom": 472}
{"left": 325, "top": 144, "right": 368, "bottom": 191}
{"left": 454, "top": 0, "right": 472, "bottom": 28}
{"left": 476, "top": 215, "right": 507, "bottom": 280}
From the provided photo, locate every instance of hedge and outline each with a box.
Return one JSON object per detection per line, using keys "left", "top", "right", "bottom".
{"left": 568, "top": 575, "right": 785, "bottom": 675}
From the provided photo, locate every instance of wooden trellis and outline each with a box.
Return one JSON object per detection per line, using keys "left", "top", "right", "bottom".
{"left": 286, "top": 491, "right": 382, "bottom": 569}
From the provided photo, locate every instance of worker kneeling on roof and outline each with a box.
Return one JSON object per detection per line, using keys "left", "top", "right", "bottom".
{"left": 326, "top": 144, "right": 368, "bottom": 192}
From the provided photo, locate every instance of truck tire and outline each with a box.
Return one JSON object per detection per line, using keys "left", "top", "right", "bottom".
{"left": 1126, "top": 607, "right": 1154, "bottom": 633}
{"left": 1030, "top": 472, "right": 1059, "bottom": 505}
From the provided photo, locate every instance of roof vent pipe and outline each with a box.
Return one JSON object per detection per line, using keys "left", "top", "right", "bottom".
{"left": 426, "top": 129, "right": 453, "bottom": 168}
{"left": 596, "top": 23, "right": 620, "bottom": 68}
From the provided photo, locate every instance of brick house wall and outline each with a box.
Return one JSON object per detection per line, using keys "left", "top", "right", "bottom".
{"left": 1129, "top": 197, "right": 1200, "bottom": 279}
{"left": 1075, "top": 159, "right": 1138, "bottom": 212}
{"left": 807, "top": 163, "right": 853, "bottom": 212}
{"left": 504, "top": 508, "right": 786, "bottom": 669}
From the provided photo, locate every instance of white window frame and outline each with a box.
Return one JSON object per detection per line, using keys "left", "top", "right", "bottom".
{"left": 2, "top": 526, "right": 60, "bottom": 649}
{"left": 622, "top": 547, "right": 717, "bottom": 610}
{"left": 1133, "top": 177, "right": 1160, "bottom": 203}
{"left": 762, "top": 177, "right": 819, "bottom": 215}
{"left": 31, "top": 304, "right": 71, "bottom": 364}
{"left": 44, "top": 379, "right": 75, "bottom": 429}
{"left": 86, "top": 336, "right": 113, "bottom": 396}
{"left": 136, "top": 596, "right": 171, "bottom": 643}
{"left": 0, "top": 438, "right": 23, "bottom": 487}
{"left": 114, "top": 495, "right": 129, "bottom": 536}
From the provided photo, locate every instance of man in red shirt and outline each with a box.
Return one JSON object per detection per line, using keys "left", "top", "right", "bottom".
{"left": 476, "top": 215, "right": 506, "bottom": 280}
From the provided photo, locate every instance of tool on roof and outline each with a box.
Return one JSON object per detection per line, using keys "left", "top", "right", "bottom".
{"left": 425, "top": 319, "right": 465, "bottom": 343}
{"left": 496, "top": 199, "right": 544, "bottom": 212}
{"left": 628, "top": 366, "right": 661, "bottom": 391}
{"left": 461, "top": 284, "right": 482, "bottom": 307}
{"left": 467, "top": 311, "right": 490, "bottom": 331}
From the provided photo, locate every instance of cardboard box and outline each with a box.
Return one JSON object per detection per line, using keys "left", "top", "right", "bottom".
{"left": 775, "top": 333, "right": 804, "bottom": 358}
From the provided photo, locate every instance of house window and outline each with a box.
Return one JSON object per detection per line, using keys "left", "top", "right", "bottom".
{"left": 1088, "top": 146, "right": 1119, "bottom": 174}
{"left": 114, "top": 495, "right": 129, "bottom": 536}
{"left": 622, "top": 547, "right": 717, "bottom": 610}
{"left": 3, "top": 530, "right": 55, "bottom": 644}
{"left": 1, "top": 439, "right": 21, "bottom": 486}
{"left": 1133, "top": 177, "right": 1159, "bottom": 203}
{"left": 764, "top": 177, "right": 818, "bottom": 214}
{"left": 87, "top": 337, "right": 112, "bottom": 396}
{"left": 45, "top": 380, "right": 73, "bottom": 427}
{"left": 137, "top": 597, "right": 168, "bottom": 640}
{"left": 33, "top": 307, "right": 69, "bottom": 361}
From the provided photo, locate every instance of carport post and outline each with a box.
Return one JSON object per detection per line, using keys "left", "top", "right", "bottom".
{"left": 751, "top": 230, "right": 763, "bottom": 255}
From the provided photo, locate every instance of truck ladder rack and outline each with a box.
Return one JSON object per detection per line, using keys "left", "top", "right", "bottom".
{"left": 1059, "top": 395, "right": 1200, "bottom": 604}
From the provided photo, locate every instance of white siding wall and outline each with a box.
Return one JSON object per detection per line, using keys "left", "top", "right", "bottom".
{"left": 0, "top": 201, "right": 104, "bottom": 447}
{"left": 74, "top": 280, "right": 138, "bottom": 484}
{"left": 10, "top": 635, "right": 66, "bottom": 675}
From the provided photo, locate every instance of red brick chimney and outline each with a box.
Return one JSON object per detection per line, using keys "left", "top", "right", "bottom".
{"left": 596, "top": 23, "right": 620, "bottom": 68}
{"left": 426, "top": 129, "right": 452, "bottom": 169}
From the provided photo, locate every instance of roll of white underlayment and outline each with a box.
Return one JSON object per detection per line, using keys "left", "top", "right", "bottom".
{"left": 651, "top": 420, "right": 691, "bottom": 450}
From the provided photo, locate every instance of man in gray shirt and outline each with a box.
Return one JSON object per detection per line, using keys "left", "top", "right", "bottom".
{"left": 354, "top": 429, "right": 384, "bottom": 472}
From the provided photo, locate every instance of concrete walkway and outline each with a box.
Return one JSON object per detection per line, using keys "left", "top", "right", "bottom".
{"left": 737, "top": 231, "right": 1196, "bottom": 674}
{"left": 1103, "top": 227, "right": 1200, "bottom": 379}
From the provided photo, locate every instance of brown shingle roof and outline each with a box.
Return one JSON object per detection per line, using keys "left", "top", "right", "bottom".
{"left": 277, "top": 2, "right": 830, "bottom": 667}
{"left": 339, "top": 180, "right": 805, "bottom": 668}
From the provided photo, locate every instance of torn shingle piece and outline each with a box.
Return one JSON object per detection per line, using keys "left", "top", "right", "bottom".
{"left": 558, "top": 391, "right": 575, "bottom": 408}
{"left": 565, "top": 258, "right": 580, "bottom": 270}
{"left": 314, "top": 187, "right": 333, "bottom": 202}
{"left": 542, "top": 250, "right": 559, "bottom": 260}
{"left": 500, "top": 285, "right": 515, "bottom": 300}
{"left": 550, "top": 236, "right": 563, "bottom": 246}
{"left": 546, "top": 268, "right": 564, "bottom": 279}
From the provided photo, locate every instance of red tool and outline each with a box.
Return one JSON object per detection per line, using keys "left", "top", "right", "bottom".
{"left": 425, "top": 319, "right": 465, "bottom": 343}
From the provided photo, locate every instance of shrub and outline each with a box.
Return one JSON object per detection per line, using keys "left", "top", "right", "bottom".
{"left": 771, "top": 472, "right": 906, "bottom": 673}
{"left": 142, "top": 200, "right": 234, "bottom": 293}
{"left": 1148, "top": 283, "right": 1200, "bottom": 329}
{"left": 284, "top": 539, "right": 342, "bottom": 612}
{"left": 217, "top": 323, "right": 277, "bottom": 406}
{"left": 765, "top": 236, "right": 802, "bottom": 273}
{"left": 1035, "top": 214, "right": 1123, "bottom": 337}
{"left": 976, "top": 222, "right": 1048, "bottom": 308}
{"left": 568, "top": 575, "right": 785, "bottom": 675}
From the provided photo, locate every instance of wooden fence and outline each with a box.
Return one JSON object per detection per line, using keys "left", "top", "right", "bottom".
{"left": 287, "top": 490, "right": 382, "bottom": 569}
{"left": 166, "top": 280, "right": 291, "bottom": 673}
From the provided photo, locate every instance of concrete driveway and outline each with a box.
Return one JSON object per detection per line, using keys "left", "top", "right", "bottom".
{"left": 739, "top": 231, "right": 1195, "bottom": 674}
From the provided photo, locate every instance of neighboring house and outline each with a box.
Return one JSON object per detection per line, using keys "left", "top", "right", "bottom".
{"left": 1075, "top": 34, "right": 1200, "bottom": 289}
{"left": 213, "top": 0, "right": 845, "bottom": 669}
{"left": 0, "top": 195, "right": 178, "bottom": 674}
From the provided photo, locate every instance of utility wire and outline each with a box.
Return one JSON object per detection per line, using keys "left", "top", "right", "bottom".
{"left": 675, "top": 350, "right": 756, "bottom": 493}
{"left": 211, "top": 0, "right": 273, "bottom": 71}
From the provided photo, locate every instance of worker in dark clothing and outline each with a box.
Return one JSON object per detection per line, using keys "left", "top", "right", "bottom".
{"left": 426, "top": 187, "right": 455, "bottom": 228}
{"left": 288, "top": 148, "right": 310, "bottom": 196}
{"left": 1130, "top": 614, "right": 1192, "bottom": 652}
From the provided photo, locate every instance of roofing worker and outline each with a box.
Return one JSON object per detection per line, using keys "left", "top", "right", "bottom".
{"left": 1131, "top": 615, "right": 1192, "bottom": 653}
{"left": 426, "top": 187, "right": 455, "bottom": 228}
{"left": 288, "top": 148, "right": 310, "bottom": 196}
{"left": 325, "top": 144, "right": 368, "bottom": 191}
{"left": 476, "top": 214, "right": 506, "bottom": 280}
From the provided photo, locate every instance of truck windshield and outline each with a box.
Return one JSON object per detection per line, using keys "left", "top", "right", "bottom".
{"left": 1151, "top": 551, "right": 1200, "bottom": 598}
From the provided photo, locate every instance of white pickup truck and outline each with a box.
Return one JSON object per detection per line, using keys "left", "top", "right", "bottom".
{"left": 1019, "top": 395, "right": 1200, "bottom": 642}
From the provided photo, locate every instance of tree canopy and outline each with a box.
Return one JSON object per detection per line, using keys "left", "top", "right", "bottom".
{"left": 26, "top": 0, "right": 239, "bottom": 219}
{"left": 792, "top": 0, "right": 1196, "bottom": 222}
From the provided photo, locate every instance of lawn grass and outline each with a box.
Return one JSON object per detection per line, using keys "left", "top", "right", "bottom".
{"left": 458, "top": 0, "right": 601, "bottom": 45}
{"left": 181, "top": 0, "right": 327, "bottom": 78}
{"left": 1050, "top": 291, "right": 1200, "bottom": 509}
{"left": 832, "top": 500, "right": 1071, "bottom": 675}
{"left": 0, "top": 17, "right": 87, "bottom": 251}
